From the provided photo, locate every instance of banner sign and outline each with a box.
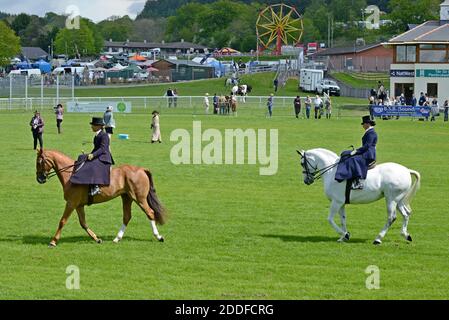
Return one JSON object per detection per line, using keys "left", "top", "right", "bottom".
{"left": 416, "top": 69, "right": 449, "bottom": 78}
{"left": 67, "top": 101, "right": 132, "bottom": 113}
{"left": 390, "top": 70, "right": 415, "bottom": 77}
{"left": 372, "top": 105, "right": 431, "bottom": 117}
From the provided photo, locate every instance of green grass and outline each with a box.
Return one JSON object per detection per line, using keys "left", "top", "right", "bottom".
{"left": 332, "top": 72, "right": 390, "bottom": 90}
{"left": 0, "top": 105, "right": 448, "bottom": 299}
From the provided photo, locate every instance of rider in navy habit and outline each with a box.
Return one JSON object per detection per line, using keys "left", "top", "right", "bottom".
{"left": 335, "top": 115, "right": 377, "bottom": 190}
{"left": 70, "top": 117, "right": 114, "bottom": 196}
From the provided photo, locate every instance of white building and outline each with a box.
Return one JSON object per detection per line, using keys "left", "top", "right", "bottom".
{"left": 385, "top": 0, "right": 449, "bottom": 105}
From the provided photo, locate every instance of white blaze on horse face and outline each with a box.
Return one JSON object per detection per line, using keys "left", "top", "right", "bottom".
{"left": 258, "top": 129, "right": 278, "bottom": 176}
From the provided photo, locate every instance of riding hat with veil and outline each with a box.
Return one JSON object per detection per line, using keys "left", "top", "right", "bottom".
{"left": 335, "top": 116, "right": 377, "bottom": 183}
{"left": 70, "top": 117, "right": 114, "bottom": 186}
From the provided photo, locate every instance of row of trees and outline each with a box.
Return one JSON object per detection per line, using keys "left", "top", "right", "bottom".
{"left": 0, "top": 0, "right": 444, "bottom": 62}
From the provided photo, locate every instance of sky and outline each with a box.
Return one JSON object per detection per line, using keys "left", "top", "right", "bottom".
{"left": 0, "top": 0, "right": 147, "bottom": 22}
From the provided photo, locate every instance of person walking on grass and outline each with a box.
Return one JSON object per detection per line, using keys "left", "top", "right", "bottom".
{"left": 324, "top": 94, "right": 332, "bottom": 119}
{"left": 30, "top": 110, "right": 44, "bottom": 150}
{"left": 55, "top": 103, "right": 63, "bottom": 134}
{"left": 103, "top": 106, "right": 115, "bottom": 142}
{"left": 444, "top": 100, "right": 448, "bottom": 122}
{"left": 151, "top": 111, "right": 162, "bottom": 143}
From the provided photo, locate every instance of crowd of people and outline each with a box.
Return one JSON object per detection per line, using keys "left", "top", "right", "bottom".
{"left": 368, "top": 81, "right": 449, "bottom": 122}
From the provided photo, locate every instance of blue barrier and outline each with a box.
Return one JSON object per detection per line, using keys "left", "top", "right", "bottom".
{"left": 371, "top": 105, "right": 431, "bottom": 117}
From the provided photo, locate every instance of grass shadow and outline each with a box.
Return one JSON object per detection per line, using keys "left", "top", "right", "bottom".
{"left": 261, "top": 234, "right": 368, "bottom": 244}
{"left": 0, "top": 234, "right": 154, "bottom": 245}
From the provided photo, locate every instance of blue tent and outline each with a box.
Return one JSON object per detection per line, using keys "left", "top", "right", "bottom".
{"left": 208, "top": 60, "right": 225, "bottom": 78}
{"left": 32, "top": 60, "right": 52, "bottom": 73}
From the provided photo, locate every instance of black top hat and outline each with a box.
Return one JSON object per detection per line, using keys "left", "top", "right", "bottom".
{"left": 361, "top": 115, "right": 376, "bottom": 126}
{"left": 152, "top": 110, "right": 160, "bottom": 115}
{"left": 90, "top": 117, "right": 105, "bottom": 126}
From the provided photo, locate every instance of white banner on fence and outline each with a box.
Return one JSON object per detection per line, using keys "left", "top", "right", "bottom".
{"left": 67, "top": 101, "right": 132, "bottom": 113}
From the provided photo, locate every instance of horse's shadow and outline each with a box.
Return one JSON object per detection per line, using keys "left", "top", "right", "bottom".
{"left": 0, "top": 234, "right": 152, "bottom": 245}
{"left": 261, "top": 234, "right": 367, "bottom": 244}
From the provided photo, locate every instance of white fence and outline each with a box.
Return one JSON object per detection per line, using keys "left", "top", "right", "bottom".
{"left": 0, "top": 95, "right": 371, "bottom": 118}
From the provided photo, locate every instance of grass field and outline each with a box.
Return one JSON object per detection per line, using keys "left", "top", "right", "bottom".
{"left": 0, "top": 103, "right": 448, "bottom": 300}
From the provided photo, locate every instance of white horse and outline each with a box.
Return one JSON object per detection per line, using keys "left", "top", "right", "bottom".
{"left": 297, "top": 148, "right": 420, "bottom": 245}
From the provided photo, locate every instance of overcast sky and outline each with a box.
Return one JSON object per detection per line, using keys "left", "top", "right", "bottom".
{"left": 0, "top": 0, "right": 147, "bottom": 22}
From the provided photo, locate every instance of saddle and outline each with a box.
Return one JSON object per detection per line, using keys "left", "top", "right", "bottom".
{"left": 345, "top": 161, "right": 377, "bottom": 204}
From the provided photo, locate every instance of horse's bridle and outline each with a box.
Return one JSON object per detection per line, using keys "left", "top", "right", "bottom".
{"left": 36, "top": 153, "right": 81, "bottom": 183}
{"left": 298, "top": 151, "right": 341, "bottom": 185}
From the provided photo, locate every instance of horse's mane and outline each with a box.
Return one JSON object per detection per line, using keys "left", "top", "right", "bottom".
{"left": 43, "top": 149, "right": 75, "bottom": 163}
{"left": 308, "top": 148, "right": 339, "bottom": 160}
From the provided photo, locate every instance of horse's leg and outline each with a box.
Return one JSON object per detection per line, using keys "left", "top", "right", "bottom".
{"left": 136, "top": 198, "right": 164, "bottom": 242}
{"left": 337, "top": 206, "right": 351, "bottom": 242}
{"left": 49, "top": 203, "right": 75, "bottom": 247}
{"left": 113, "top": 194, "right": 133, "bottom": 243}
{"left": 76, "top": 206, "right": 102, "bottom": 244}
{"left": 328, "top": 201, "right": 348, "bottom": 241}
{"left": 374, "top": 199, "right": 398, "bottom": 245}
{"left": 398, "top": 203, "right": 412, "bottom": 242}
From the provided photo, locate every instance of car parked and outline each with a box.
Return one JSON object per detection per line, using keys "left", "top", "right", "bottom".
{"left": 316, "top": 79, "right": 341, "bottom": 96}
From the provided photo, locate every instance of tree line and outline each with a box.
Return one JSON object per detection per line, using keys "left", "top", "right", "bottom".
{"left": 0, "top": 0, "right": 443, "bottom": 64}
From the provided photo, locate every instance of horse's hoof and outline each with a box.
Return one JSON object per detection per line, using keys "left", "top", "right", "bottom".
{"left": 406, "top": 235, "right": 412, "bottom": 242}
{"left": 113, "top": 238, "right": 120, "bottom": 244}
{"left": 344, "top": 232, "right": 351, "bottom": 241}
{"left": 158, "top": 236, "right": 164, "bottom": 243}
{"left": 96, "top": 239, "right": 103, "bottom": 244}
{"left": 373, "top": 239, "right": 382, "bottom": 245}
{"left": 48, "top": 242, "right": 57, "bottom": 248}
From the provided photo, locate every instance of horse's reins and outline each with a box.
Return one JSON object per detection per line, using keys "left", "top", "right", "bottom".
{"left": 43, "top": 158, "right": 85, "bottom": 180}
{"left": 301, "top": 150, "right": 354, "bottom": 182}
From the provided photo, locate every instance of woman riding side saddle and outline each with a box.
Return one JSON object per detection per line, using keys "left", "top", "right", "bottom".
{"left": 335, "top": 115, "right": 378, "bottom": 190}
{"left": 70, "top": 117, "right": 114, "bottom": 196}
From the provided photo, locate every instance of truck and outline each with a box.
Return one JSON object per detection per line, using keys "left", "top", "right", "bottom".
{"left": 306, "top": 42, "right": 318, "bottom": 55}
{"left": 299, "top": 69, "right": 324, "bottom": 93}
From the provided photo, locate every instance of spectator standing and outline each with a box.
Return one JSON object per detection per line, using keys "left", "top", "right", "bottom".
{"left": 411, "top": 94, "right": 417, "bottom": 107}
{"left": 294, "top": 96, "right": 302, "bottom": 118}
{"left": 204, "top": 93, "right": 210, "bottom": 114}
{"left": 213, "top": 93, "right": 219, "bottom": 114}
{"left": 55, "top": 103, "right": 64, "bottom": 134}
{"left": 151, "top": 111, "right": 162, "bottom": 143}
{"left": 369, "top": 96, "right": 375, "bottom": 120}
{"left": 418, "top": 92, "right": 426, "bottom": 106}
{"left": 173, "top": 88, "right": 178, "bottom": 107}
{"left": 30, "top": 110, "right": 44, "bottom": 150}
{"left": 324, "top": 95, "right": 332, "bottom": 119}
{"left": 103, "top": 106, "right": 116, "bottom": 141}
{"left": 314, "top": 95, "right": 323, "bottom": 119}
{"left": 267, "top": 94, "right": 274, "bottom": 118}
{"left": 430, "top": 98, "right": 439, "bottom": 121}
{"left": 273, "top": 78, "right": 279, "bottom": 92}
{"left": 305, "top": 96, "right": 312, "bottom": 119}
{"left": 444, "top": 100, "right": 448, "bottom": 122}
{"left": 165, "top": 88, "right": 174, "bottom": 108}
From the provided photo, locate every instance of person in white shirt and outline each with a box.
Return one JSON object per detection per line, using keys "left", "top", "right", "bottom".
{"left": 204, "top": 93, "right": 210, "bottom": 114}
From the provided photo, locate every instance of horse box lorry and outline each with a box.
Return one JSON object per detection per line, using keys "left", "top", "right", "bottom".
{"left": 299, "top": 69, "right": 324, "bottom": 92}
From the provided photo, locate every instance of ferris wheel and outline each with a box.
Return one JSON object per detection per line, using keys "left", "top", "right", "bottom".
{"left": 256, "top": 3, "right": 304, "bottom": 55}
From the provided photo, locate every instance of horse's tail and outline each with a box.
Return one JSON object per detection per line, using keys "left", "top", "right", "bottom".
{"left": 402, "top": 169, "right": 421, "bottom": 214}
{"left": 145, "top": 169, "right": 167, "bottom": 225}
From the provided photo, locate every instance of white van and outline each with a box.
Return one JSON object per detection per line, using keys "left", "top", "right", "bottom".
{"left": 9, "top": 69, "right": 41, "bottom": 76}
{"left": 52, "top": 67, "right": 86, "bottom": 75}
{"left": 141, "top": 48, "right": 161, "bottom": 58}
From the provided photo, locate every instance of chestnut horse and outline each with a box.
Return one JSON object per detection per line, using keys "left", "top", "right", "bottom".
{"left": 35, "top": 149, "right": 167, "bottom": 247}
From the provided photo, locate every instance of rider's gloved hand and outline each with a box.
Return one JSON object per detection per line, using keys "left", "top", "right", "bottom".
{"left": 350, "top": 150, "right": 357, "bottom": 156}
{"left": 87, "top": 153, "right": 94, "bottom": 161}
